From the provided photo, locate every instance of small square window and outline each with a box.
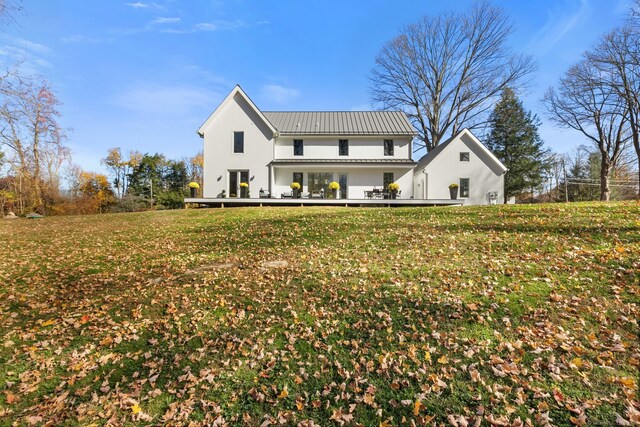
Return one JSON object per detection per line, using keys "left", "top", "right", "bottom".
{"left": 233, "top": 132, "right": 244, "bottom": 153}
{"left": 294, "top": 139, "right": 304, "bottom": 156}
{"left": 460, "top": 178, "right": 470, "bottom": 197}
{"left": 460, "top": 152, "right": 470, "bottom": 161}
{"left": 339, "top": 139, "right": 349, "bottom": 156}
{"left": 384, "top": 139, "right": 394, "bottom": 156}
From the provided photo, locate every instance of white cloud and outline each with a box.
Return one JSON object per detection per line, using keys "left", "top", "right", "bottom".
{"left": 194, "top": 20, "right": 247, "bottom": 31}
{"left": 61, "top": 34, "right": 107, "bottom": 44}
{"left": 111, "top": 84, "right": 221, "bottom": 117}
{"left": 0, "top": 36, "right": 52, "bottom": 73}
{"left": 152, "top": 17, "right": 181, "bottom": 25}
{"left": 125, "top": 2, "right": 150, "bottom": 8}
{"left": 260, "top": 84, "right": 300, "bottom": 104}
{"left": 529, "top": 0, "right": 592, "bottom": 54}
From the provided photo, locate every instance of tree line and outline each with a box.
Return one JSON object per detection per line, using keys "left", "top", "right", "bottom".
{"left": 371, "top": 0, "right": 640, "bottom": 202}
{"left": 0, "top": 3, "right": 203, "bottom": 216}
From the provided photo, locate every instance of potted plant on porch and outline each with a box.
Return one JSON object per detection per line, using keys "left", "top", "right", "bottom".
{"left": 448, "top": 183, "right": 459, "bottom": 200}
{"left": 240, "top": 182, "right": 249, "bottom": 198}
{"left": 328, "top": 181, "right": 340, "bottom": 199}
{"left": 388, "top": 182, "right": 399, "bottom": 199}
{"left": 290, "top": 182, "right": 301, "bottom": 198}
{"left": 188, "top": 181, "right": 200, "bottom": 198}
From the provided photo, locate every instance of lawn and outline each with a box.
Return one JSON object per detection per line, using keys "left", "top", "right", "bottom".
{"left": 0, "top": 203, "right": 638, "bottom": 426}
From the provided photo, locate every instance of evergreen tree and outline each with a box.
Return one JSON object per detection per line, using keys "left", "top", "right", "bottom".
{"left": 486, "top": 88, "right": 548, "bottom": 203}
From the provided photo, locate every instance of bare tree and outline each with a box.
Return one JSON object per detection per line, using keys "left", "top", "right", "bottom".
{"left": 543, "top": 60, "right": 629, "bottom": 201}
{"left": 0, "top": 76, "right": 66, "bottom": 213}
{"left": 370, "top": 1, "right": 535, "bottom": 152}
{"left": 585, "top": 22, "right": 640, "bottom": 197}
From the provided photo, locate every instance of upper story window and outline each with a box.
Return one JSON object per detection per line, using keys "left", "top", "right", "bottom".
{"left": 233, "top": 131, "right": 244, "bottom": 153}
{"left": 384, "top": 139, "right": 394, "bottom": 156}
{"left": 294, "top": 139, "right": 304, "bottom": 156}
{"left": 460, "top": 152, "right": 470, "bottom": 162}
{"left": 339, "top": 139, "right": 349, "bottom": 156}
{"left": 460, "top": 178, "right": 470, "bottom": 197}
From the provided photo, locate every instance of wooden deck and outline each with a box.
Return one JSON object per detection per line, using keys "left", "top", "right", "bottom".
{"left": 184, "top": 197, "right": 463, "bottom": 208}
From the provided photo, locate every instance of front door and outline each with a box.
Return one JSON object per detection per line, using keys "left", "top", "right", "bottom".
{"left": 339, "top": 173, "right": 348, "bottom": 199}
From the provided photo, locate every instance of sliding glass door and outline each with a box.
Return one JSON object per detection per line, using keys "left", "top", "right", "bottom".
{"left": 229, "top": 170, "right": 249, "bottom": 198}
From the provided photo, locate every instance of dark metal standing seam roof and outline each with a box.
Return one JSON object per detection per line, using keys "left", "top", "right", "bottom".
{"left": 263, "top": 111, "right": 416, "bottom": 135}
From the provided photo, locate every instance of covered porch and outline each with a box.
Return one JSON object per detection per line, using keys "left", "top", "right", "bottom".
{"left": 269, "top": 159, "right": 416, "bottom": 200}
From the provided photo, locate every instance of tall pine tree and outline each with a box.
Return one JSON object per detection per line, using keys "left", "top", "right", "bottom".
{"left": 486, "top": 88, "right": 548, "bottom": 203}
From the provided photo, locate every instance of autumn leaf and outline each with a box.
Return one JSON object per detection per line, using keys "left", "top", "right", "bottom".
{"left": 413, "top": 400, "right": 422, "bottom": 416}
{"left": 131, "top": 404, "right": 141, "bottom": 414}
{"left": 277, "top": 385, "right": 289, "bottom": 399}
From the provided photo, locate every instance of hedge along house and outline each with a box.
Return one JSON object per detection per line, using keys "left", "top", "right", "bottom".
{"left": 197, "top": 85, "right": 505, "bottom": 204}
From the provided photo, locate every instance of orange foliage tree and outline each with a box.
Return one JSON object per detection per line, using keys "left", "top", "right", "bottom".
{"left": 77, "top": 172, "right": 115, "bottom": 214}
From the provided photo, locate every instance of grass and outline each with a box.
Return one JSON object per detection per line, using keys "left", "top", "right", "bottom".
{"left": 0, "top": 202, "right": 638, "bottom": 426}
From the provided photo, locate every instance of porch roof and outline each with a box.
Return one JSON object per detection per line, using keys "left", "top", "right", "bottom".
{"left": 270, "top": 158, "right": 416, "bottom": 166}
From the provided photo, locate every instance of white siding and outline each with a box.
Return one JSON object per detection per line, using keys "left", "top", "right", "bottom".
{"left": 414, "top": 133, "right": 505, "bottom": 205}
{"left": 201, "top": 92, "right": 273, "bottom": 198}
{"left": 274, "top": 136, "right": 412, "bottom": 160}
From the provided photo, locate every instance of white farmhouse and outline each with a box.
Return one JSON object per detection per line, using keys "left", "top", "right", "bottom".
{"left": 197, "top": 85, "right": 506, "bottom": 205}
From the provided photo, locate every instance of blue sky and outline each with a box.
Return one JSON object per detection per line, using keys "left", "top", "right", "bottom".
{"left": 0, "top": 0, "right": 632, "bottom": 173}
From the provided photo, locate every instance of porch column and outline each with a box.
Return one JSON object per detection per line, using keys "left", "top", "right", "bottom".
{"left": 268, "top": 164, "right": 274, "bottom": 195}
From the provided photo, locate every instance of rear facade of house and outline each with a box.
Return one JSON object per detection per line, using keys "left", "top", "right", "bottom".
{"left": 198, "top": 85, "right": 506, "bottom": 205}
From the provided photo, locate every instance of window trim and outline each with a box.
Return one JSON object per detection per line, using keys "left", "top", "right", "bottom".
{"left": 460, "top": 152, "right": 470, "bottom": 162}
{"left": 233, "top": 131, "right": 244, "bottom": 154}
{"left": 339, "top": 139, "right": 349, "bottom": 156}
{"left": 383, "top": 139, "right": 394, "bottom": 156}
{"left": 293, "top": 139, "right": 304, "bottom": 156}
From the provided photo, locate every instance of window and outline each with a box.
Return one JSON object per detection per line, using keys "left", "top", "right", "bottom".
{"left": 339, "top": 139, "right": 349, "bottom": 156}
{"left": 460, "top": 152, "right": 470, "bottom": 162}
{"left": 308, "top": 172, "right": 333, "bottom": 195}
{"left": 293, "top": 172, "right": 304, "bottom": 188}
{"left": 294, "top": 139, "right": 304, "bottom": 156}
{"left": 460, "top": 178, "right": 470, "bottom": 197}
{"left": 384, "top": 139, "right": 394, "bottom": 156}
{"left": 233, "top": 132, "right": 244, "bottom": 153}
{"left": 383, "top": 172, "right": 394, "bottom": 189}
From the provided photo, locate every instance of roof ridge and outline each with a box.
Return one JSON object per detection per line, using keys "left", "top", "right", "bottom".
{"left": 262, "top": 110, "right": 406, "bottom": 113}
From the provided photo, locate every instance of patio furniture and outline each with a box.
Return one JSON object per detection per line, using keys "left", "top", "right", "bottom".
{"left": 259, "top": 189, "right": 272, "bottom": 198}
{"left": 281, "top": 192, "right": 293, "bottom": 198}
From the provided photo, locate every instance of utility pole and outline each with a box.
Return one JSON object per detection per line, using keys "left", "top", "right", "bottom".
{"left": 562, "top": 158, "right": 569, "bottom": 203}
